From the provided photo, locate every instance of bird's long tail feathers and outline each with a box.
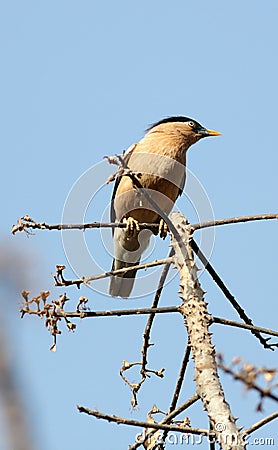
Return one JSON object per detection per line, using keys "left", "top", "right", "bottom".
{"left": 109, "top": 258, "right": 140, "bottom": 298}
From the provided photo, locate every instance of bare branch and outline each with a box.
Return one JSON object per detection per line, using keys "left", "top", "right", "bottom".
{"left": 168, "top": 339, "right": 191, "bottom": 413}
{"left": 120, "top": 360, "right": 165, "bottom": 408}
{"left": 162, "top": 394, "right": 200, "bottom": 423}
{"left": 20, "top": 292, "right": 180, "bottom": 351}
{"left": 11, "top": 215, "right": 161, "bottom": 235}
{"left": 140, "top": 249, "right": 175, "bottom": 386}
{"left": 118, "top": 247, "right": 174, "bottom": 407}
{"left": 12, "top": 213, "right": 278, "bottom": 236}
{"left": 117, "top": 248, "right": 176, "bottom": 407}
{"left": 20, "top": 303, "right": 180, "bottom": 319}
{"left": 68, "top": 306, "right": 180, "bottom": 318}
{"left": 244, "top": 411, "right": 278, "bottom": 435}
{"left": 54, "top": 258, "right": 173, "bottom": 288}
{"left": 77, "top": 405, "right": 211, "bottom": 436}
{"left": 129, "top": 394, "right": 200, "bottom": 450}
{"left": 158, "top": 339, "right": 191, "bottom": 449}
{"left": 191, "top": 213, "right": 278, "bottom": 231}
{"left": 212, "top": 316, "right": 278, "bottom": 340}
{"left": 190, "top": 239, "right": 274, "bottom": 349}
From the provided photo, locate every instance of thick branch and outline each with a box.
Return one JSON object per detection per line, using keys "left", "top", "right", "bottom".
{"left": 170, "top": 212, "right": 244, "bottom": 450}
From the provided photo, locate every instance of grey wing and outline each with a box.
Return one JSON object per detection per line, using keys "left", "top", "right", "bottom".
{"left": 110, "top": 143, "right": 137, "bottom": 235}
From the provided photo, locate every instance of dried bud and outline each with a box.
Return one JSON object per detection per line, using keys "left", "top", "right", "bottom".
{"left": 182, "top": 417, "right": 191, "bottom": 427}
{"left": 40, "top": 291, "right": 50, "bottom": 303}
{"left": 157, "top": 368, "right": 165, "bottom": 378}
{"left": 22, "top": 290, "right": 30, "bottom": 301}
{"left": 232, "top": 357, "right": 242, "bottom": 365}
{"left": 67, "top": 321, "right": 77, "bottom": 332}
{"left": 121, "top": 360, "right": 131, "bottom": 370}
{"left": 263, "top": 369, "right": 276, "bottom": 382}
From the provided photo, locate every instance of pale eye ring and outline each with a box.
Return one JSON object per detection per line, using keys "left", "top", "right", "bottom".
{"left": 188, "top": 121, "right": 195, "bottom": 128}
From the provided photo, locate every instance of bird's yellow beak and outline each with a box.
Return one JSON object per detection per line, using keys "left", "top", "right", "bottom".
{"left": 196, "top": 127, "right": 222, "bottom": 138}
{"left": 205, "top": 129, "right": 222, "bottom": 136}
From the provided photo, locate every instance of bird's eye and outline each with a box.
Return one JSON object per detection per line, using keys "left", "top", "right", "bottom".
{"left": 188, "top": 121, "right": 195, "bottom": 128}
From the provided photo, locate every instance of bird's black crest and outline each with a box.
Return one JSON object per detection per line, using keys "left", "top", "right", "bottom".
{"left": 147, "top": 116, "right": 202, "bottom": 132}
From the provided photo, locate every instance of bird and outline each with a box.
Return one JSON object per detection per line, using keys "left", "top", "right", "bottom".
{"left": 109, "top": 116, "right": 221, "bottom": 298}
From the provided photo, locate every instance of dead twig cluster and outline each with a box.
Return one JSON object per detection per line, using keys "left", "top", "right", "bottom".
{"left": 217, "top": 356, "right": 278, "bottom": 410}
{"left": 20, "top": 290, "right": 88, "bottom": 351}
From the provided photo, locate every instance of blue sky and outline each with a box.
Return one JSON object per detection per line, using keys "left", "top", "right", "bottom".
{"left": 1, "top": 1, "right": 278, "bottom": 449}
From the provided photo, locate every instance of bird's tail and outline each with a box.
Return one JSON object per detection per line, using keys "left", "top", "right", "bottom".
{"left": 109, "top": 257, "right": 140, "bottom": 298}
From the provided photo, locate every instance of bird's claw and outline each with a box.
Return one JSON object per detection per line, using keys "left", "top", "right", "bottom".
{"left": 159, "top": 219, "right": 168, "bottom": 239}
{"left": 123, "top": 217, "right": 140, "bottom": 237}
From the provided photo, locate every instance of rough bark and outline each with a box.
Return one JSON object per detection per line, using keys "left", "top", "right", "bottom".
{"left": 170, "top": 212, "right": 245, "bottom": 450}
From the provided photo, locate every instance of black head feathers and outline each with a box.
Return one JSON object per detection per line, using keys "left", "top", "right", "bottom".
{"left": 147, "top": 116, "right": 202, "bottom": 132}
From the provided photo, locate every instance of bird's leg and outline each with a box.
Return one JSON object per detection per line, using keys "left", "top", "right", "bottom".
{"left": 158, "top": 218, "right": 168, "bottom": 239}
{"left": 123, "top": 217, "right": 140, "bottom": 238}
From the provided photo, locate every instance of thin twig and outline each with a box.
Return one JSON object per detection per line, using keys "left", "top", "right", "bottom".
{"left": 209, "top": 422, "right": 216, "bottom": 450}
{"left": 77, "top": 406, "right": 211, "bottom": 436}
{"left": 244, "top": 411, "right": 278, "bottom": 435}
{"left": 161, "top": 394, "right": 200, "bottom": 423}
{"left": 54, "top": 257, "right": 173, "bottom": 288}
{"left": 169, "top": 340, "right": 191, "bottom": 413}
{"left": 12, "top": 213, "right": 278, "bottom": 235}
{"left": 190, "top": 239, "right": 275, "bottom": 350}
{"left": 212, "top": 317, "right": 278, "bottom": 339}
{"left": 191, "top": 213, "right": 278, "bottom": 231}
{"left": 11, "top": 215, "right": 161, "bottom": 235}
{"left": 120, "top": 248, "right": 176, "bottom": 407}
{"left": 120, "top": 249, "right": 174, "bottom": 407}
{"left": 21, "top": 304, "right": 278, "bottom": 340}
{"left": 20, "top": 306, "right": 180, "bottom": 319}
{"left": 141, "top": 248, "right": 175, "bottom": 378}
{"left": 158, "top": 340, "right": 191, "bottom": 449}
{"left": 129, "top": 394, "right": 200, "bottom": 450}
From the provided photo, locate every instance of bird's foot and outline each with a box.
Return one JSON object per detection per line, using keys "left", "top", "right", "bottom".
{"left": 159, "top": 219, "right": 168, "bottom": 239}
{"left": 123, "top": 217, "right": 140, "bottom": 237}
